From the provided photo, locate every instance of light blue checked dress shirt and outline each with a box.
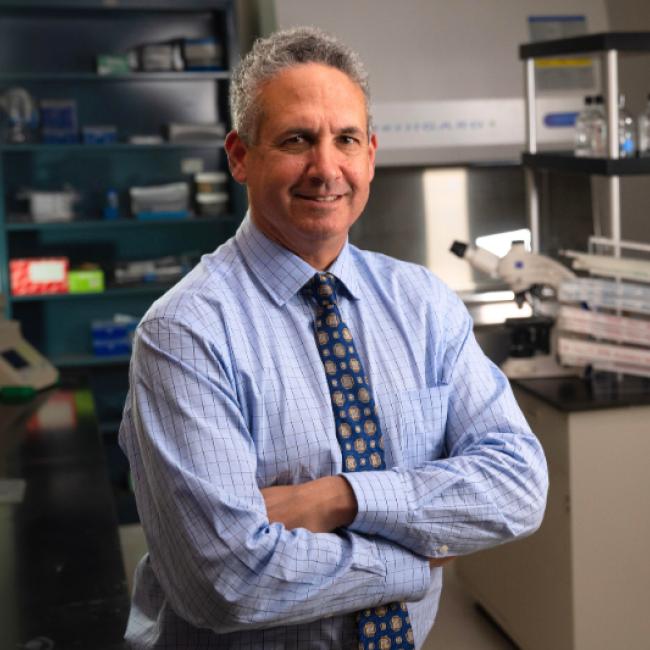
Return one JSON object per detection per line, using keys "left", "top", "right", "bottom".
{"left": 119, "top": 214, "right": 548, "bottom": 649}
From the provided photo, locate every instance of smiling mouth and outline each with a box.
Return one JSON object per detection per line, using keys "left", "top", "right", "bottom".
{"left": 294, "top": 194, "right": 344, "bottom": 203}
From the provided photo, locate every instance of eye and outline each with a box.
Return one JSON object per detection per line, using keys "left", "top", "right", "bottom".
{"left": 281, "top": 133, "right": 309, "bottom": 148}
{"left": 338, "top": 134, "right": 361, "bottom": 146}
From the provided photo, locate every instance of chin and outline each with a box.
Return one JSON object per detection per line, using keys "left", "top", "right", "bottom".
{"left": 293, "top": 215, "right": 352, "bottom": 240}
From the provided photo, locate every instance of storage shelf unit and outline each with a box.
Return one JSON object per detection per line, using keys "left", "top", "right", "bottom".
{"left": 5, "top": 214, "right": 237, "bottom": 231}
{"left": 10, "top": 284, "right": 175, "bottom": 302}
{"left": 522, "top": 151, "right": 650, "bottom": 175}
{"left": 519, "top": 31, "right": 650, "bottom": 58}
{"left": 519, "top": 31, "right": 650, "bottom": 256}
{"left": 0, "top": 71, "right": 230, "bottom": 82}
{"left": 0, "top": 0, "right": 243, "bottom": 369}
{"left": 52, "top": 353, "right": 132, "bottom": 368}
{"left": 0, "top": 142, "right": 225, "bottom": 152}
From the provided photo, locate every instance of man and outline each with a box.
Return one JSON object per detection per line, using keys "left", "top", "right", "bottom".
{"left": 119, "top": 26, "right": 548, "bottom": 649}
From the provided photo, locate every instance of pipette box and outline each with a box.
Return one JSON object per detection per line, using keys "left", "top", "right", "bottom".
{"left": 10, "top": 257, "right": 69, "bottom": 295}
{"left": 96, "top": 54, "right": 131, "bottom": 76}
{"left": 82, "top": 125, "right": 117, "bottom": 144}
{"left": 40, "top": 99, "right": 78, "bottom": 144}
{"left": 91, "top": 318, "right": 137, "bottom": 357}
{"left": 182, "top": 37, "right": 223, "bottom": 70}
{"left": 68, "top": 269, "right": 105, "bottom": 293}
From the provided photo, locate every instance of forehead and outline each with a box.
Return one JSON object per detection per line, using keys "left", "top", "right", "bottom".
{"left": 256, "top": 63, "right": 368, "bottom": 135}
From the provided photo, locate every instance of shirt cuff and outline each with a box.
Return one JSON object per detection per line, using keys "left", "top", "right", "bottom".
{"left": 372, "top": 536, "right": 431, "bottom": 603}
{"left": 344, "top": 469, "right": 411, "bottom": 538}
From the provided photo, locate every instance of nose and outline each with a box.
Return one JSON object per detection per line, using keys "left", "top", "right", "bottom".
{"left": 306, "top": 141, "right": 342, "bottom": 185}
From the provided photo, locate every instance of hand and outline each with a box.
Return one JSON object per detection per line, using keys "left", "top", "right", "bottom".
{"left": 261, "top": 476, "right": 358, "bottom": 533}
{"left": 429, "top": 556, "right": 456, "bottom": 568}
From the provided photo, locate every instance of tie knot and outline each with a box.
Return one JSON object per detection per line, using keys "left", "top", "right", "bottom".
{"left": 305, "top": 272, "right": 338, "bottom": 306}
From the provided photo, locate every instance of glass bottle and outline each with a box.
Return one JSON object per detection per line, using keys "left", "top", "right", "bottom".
{"left": 618, "top": 94, "right": 636, "bottom": 158}
{"left": 591, "top": 95, "right": 607, "bottom": 157}
{"left": 574, "top": 96, "right": 593, "bottom": 157}
{"left": 638, "top": 93, "right": 650, "bottom": 155}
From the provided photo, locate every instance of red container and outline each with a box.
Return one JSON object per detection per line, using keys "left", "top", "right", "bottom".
{"left": 10, "top": 257, "right": 69, "bottom": 295}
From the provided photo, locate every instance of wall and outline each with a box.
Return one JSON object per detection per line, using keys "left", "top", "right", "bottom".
{"left": 607, "top": 0, "right": 650, "bottom": 112}
{"left": 265, "top": 0, "right": 607, "bottom": 101}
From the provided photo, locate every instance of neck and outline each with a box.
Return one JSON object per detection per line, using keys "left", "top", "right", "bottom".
{"left": 296, "top": 247, "right": 341, "bottom": 271}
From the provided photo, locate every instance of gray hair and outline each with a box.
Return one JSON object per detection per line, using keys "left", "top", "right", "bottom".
{"left": 230, "top": 26, "right": 372, "bottom": 144}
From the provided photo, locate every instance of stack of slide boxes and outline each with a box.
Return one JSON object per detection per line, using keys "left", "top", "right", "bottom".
{"left": 557, "top": 276, "right": 650, "bottom": 376}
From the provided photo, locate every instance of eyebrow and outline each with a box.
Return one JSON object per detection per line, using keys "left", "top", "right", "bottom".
{"left": 276, "top": 125, "right": 366, "bottom": 139}
{"left": 339, "top": 126, "right": 365, "bottom": 136}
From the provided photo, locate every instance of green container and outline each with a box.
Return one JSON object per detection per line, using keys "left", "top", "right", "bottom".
{"left": 68, "top": 269, "right": 105, "bottom": 293}
{"left": 96, "top": 54, "right": 131, "bottom": 76}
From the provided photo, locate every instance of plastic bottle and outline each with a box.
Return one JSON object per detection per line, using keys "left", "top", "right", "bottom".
{"left": 103, "top": 188, "right": 120, "bottom": 220}
{"left": 638, "top": 93, "right": 650, "bottom": 155}
{"left": 591, "top": 95, "right": 607, "bottom": 157}
{"left": 574, "top": 96, "right": 593, "bottom": 157}
{"left": 618, "top": 94, "right": 636, "bottom": 158}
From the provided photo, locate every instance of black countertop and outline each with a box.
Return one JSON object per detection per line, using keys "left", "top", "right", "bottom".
{"left": 0, "top": 388, "right": 129, "bottom": 649}
{"left": 513, "top": 373, "right": 650, "bottom": 413}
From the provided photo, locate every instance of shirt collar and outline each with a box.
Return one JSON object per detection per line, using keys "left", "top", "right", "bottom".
{"left": 235, "top": 213, "right": 361, "bottom": 306}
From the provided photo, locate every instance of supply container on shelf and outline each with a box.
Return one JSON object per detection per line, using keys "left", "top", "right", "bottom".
{"left": 591, "top": 95, "right": 607, "bottom": 157}
{"left": 196, "top": 191, "right": 229, "bottom": 216}
{"left": 18, "top": 187, "right": 80, "bottom": 223}
{"left": 574, "top": 95, "right": 595, "bottom": 157}
{"left": 91, "top": 315, "right": 138, "bottom": 357}
{"left": 638, "top": 93, "right": 650, "bottom": 155}
{"left": 68, "top": 269, "right": 105, "bottom": 294}
{"left": 10, "top": 257, "right": 69, "bottom": 295}
{"left": 129, "top": 182, "right": 189, "bottom": 219}
{"left": 194, "top": 171, "right": 228, "bottom": 193}
{"left": 618, "top": 94, "right": 636, "bottom": 158}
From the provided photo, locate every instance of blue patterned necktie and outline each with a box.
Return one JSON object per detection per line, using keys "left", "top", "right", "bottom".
{"left": 304, "top": 272, "right": 415, "bottom": 650}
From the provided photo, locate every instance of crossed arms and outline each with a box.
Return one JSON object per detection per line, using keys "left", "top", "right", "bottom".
{"left": 261, "top": 477, "right": 454, "bottom": 568}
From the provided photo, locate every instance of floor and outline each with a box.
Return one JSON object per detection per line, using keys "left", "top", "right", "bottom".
{"left": 119, "top": 524, "right": 518, "bottom": 649}
{"left": 422, "top": 564, "right": 518, "bottom": 649}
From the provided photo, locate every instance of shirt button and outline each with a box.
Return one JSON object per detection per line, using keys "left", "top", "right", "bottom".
{"left": 439, "top": 545, "right": 449, "bottom": 555}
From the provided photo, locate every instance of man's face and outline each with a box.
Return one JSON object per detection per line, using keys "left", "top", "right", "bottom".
{"left": 226, "top": 63, "right": 377, "bottom": 266}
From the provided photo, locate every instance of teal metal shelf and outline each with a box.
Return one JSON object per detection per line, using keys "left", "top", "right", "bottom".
{"left": 52, "top": 354, "right": 131, "bottom": 369}
{"left": 0, "top": 71, "right": 230, "bottom": 82}
{"left": 6, "top": 215, "right": 236, "bottom": 231}
{"left": 0, "top": 142, "right": 224, "bottom": 152}
{"left": 10, "top": 284, "right": 175, "bottom": 302}
{"left": 0, "top": 0, "right": 242, "bottom": 418}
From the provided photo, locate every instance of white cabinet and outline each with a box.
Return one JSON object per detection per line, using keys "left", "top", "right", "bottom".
{"left": 457, "top": 384, "right": 650, "bottom": 650}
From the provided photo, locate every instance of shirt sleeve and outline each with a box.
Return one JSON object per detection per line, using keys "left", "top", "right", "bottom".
{"left": 344, "top": 288, "right": 549, "bottom": 559}
{"left": 119, "top": 315, "right": 430, "bottom": 634}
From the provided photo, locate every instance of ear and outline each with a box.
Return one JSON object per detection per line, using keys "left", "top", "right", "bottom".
{"left": 368, "top": 132, "right": 378, "bottom": 182}
{"left": 224, "top": 130, "right": 249, "bottom": 184}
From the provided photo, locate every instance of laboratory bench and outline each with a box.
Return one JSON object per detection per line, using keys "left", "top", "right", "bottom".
{"left": 0, "top": 387, "right": 130, "bottom": 649}
{"left": 457, "top": 374, "right": 650, "bottom": 650}
{"left": 513, "top": 373, "right": 650, "bottom": 411}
